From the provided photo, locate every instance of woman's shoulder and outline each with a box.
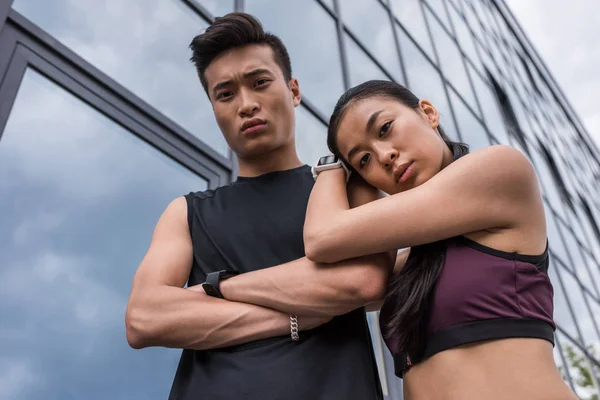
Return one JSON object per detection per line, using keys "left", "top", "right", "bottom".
{"left": 446, "top": 145, "right": 537, "bottom": 187}
{"left": 462, "top": 144, "right": 530, "bottom": 167}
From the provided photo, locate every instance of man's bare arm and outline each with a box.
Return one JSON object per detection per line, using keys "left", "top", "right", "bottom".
{"left": 125, "top": 197, "right": 328, "bottom": 351}
{"left": 220, "top": 178, "right": 396, "bottom": 317}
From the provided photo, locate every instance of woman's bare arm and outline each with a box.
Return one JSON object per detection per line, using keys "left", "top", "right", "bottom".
{"left": 304, "top": 145, "right": 543, "bottom": 263}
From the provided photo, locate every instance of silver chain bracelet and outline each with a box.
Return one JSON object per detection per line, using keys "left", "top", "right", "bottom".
{"left": 290, "top": 314, "right": 299, "bottom": 341}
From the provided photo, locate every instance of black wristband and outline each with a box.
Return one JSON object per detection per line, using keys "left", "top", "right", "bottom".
{"left": 202, "top": 270, "right": 238, "bottom": 298}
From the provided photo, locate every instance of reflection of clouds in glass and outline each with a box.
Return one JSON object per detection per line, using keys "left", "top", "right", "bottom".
{"left": 0, "top": 358, "right": 44, "bottom": 400}
{"left": 341, "top": 0, "right": 403, "bottom": 83}
{"left": 448, "top": 89, "right": 490, "bottom": 150}
{"left": 295, "top": 106, "right": 329, "bottom": 165}
{"left": 549, "top": 264, "right": 578, "bottom": 340}
{"left": 0, "top": 69, "right": 206, "bottom": 399}
{"left": 423, "top": 0, "right": 452, "bottom": 30}
{"left": 446, "top": 2, "right": 481, "bottom": 72}
{"left": 398, "top": 28, "right": 458, "bottom": 140}
{"left": 246, "top": 0, "right": 344, "bottom": 116}
{"left": 468, "top": 65, "right": 511, "bottom": 144}
{"left": 390, "top": 0, "right": 435, "bottom": 60}
{"left": 13, "top": 0, "right": 228, "bottom": 156}
{"left": 560, "top": 268, "right": 600, "bottom": 346}
{"left": 424, "top": 8, "right": 477, "bottom": 113}
{"left": 1, "top": 251, "right": 123, "bottom": 335}
{"left": 344, "top": 34, "right": 389, "bottom": 87}
{"left": 199, "top": 0, "right": 234, "bottom": 17}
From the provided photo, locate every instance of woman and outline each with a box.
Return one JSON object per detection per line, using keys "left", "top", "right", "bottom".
{"left": 304, "top": 80, "right": 576, "bottom": 400}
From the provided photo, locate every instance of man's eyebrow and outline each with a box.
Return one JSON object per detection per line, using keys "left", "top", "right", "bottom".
{"left": 212, "top": 69, "right": 274, "bottom": 97}
{"left": 243, "top": 68, "right": 273, "bottom": 79}
{"left": 212, "top": 80, "right": 232, "bottom": 97}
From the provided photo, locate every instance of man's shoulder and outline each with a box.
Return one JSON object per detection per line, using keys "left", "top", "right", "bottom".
{"left": 184, "top": 181, "right": 237, "bottom": 202}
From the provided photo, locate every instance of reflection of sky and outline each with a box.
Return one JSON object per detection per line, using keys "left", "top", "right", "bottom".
{"left": 341, "top": 0, "right": 403, "bottom": 83}
{"left": 13, "top": 0, "right": 230, "bottom": 156}
{"left": 0, "top": 70, "right": 206, "bottom": 400}
{"left": 245, "top": 0, "right": 345, "bottom": 117}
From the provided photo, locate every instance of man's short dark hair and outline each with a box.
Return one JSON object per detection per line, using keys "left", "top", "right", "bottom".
{"left": 189, "top": 12, "right": 293, "bottom": 94}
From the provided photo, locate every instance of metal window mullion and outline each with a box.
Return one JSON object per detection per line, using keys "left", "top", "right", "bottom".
{"left": 342, "top": 25, "right": 398, "bottom": 84}
{"left": 0, "top": 35, "right": 26, "bottom": 141}
{"left": 182, "top": 0, "right": 215, "bottom": 23}
{"left": 300, "top": 96, "right": 328, "bottom": 127}
{"left": 0, "top": 15, "right": 17, "bottom": 96}
{"left": 235, "top": 0, "right": 244, "bottom": 13}
{"left": 553, "top": 231, "right": 600, "bottom": 353}
{"left": 0, "top": 0, "right": 12, "bottom": 32}
{"left": 558, "top": 259, "right": 600, "bottom": 337}
{"left": 419, "top": 0, "right": 464, "bottom": 143}
{"left": 439, "top": 0, "right": 485, "bottom": 121}
{"left": 332, "top": 0, "right": 350, "bottom": 91}
{"left": 379, "top": 0, "right": 408, "bottom": 86}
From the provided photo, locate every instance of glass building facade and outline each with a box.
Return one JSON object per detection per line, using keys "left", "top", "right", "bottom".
{"left": 0, "top": 0, "right": 599, "bottom": 398}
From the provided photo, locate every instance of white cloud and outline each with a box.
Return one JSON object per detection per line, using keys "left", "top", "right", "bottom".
{"left": 0, "top": 358, "right": 44, "bottom": 400}
{"left": 505, "top": 0, "right": 600, "bottom": 150}
{"left": 13, "top": 0, "right": 228, "bottom": 155}
{"left": 0, "top": 250, "right": 125, "bottom": 332}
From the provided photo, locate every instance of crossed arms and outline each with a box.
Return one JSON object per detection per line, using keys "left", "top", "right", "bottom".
{"left": 125, "top": 178, "right": 402, "bottom": 351}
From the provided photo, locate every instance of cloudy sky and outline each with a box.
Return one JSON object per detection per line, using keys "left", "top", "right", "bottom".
{"left": 506, "top": 0, "right": 600, "bottom": 148}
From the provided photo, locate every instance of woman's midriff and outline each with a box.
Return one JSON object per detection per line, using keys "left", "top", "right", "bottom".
{"left": 402, "top": 338, "right": 577, "bottom": 400}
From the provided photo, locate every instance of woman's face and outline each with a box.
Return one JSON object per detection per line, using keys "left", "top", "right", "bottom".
{"left": 335, "top": 96, "right": 454, "bottom": 195}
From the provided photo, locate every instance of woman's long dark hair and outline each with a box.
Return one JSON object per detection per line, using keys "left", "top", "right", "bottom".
{"left": 327, "top": 80, "right": 469, "bottom": 359}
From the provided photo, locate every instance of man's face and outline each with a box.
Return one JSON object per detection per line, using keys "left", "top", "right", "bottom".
{"left": 204, "top": 44, "right": 301, "bottom": 159}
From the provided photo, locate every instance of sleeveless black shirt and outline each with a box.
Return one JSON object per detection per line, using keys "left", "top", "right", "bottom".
{"left": 168, "top": 165, "right": 383, "bottom": 400}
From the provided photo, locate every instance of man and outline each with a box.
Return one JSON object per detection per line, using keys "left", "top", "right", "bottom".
{"left": 125, "top": 12, "right": 399, "bottom": 400}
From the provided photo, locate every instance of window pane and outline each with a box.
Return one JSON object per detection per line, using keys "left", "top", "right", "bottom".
{"left": 295, "top": 106, "right": 329, "bottom": 166}
{"left": 544, "top": 204, "right": 569, "bottom": 264}
{"left": 197, "top": 0, "right": 234, "bottom": 17}
{"left": 398, "top": 29, "right": 458, "bottom": 141}
{"left": 549, "top": 262, "right": 580, "bottom": 342}
{"left": 558, "top": 222, "right": 595, "bottom": 292}
{"left": 246, "top": 0, "right": 345, "bottom": 116}
{"left": 345, "top": 34, "right": 390, "bottom": 87}
{"left": 0, "top": 69, "right": 206, "bottom": 400}
{"left": 390, "top": 0, "right": 435, "bottom": 60}
{"left": 447, "top": 1, "right": 481, "bottom": 71}
{"left": 448, "top": 88, "right": 490, "bottom": 151}
{"left": 468, "top": 65, "right": 510, "bottom": 144}
{"left": 424, "top": 8, "right": 477, "bottom": 112}
{"left": 560, "top": 268, "right": 600, "bottom": 347}
{"left": 424, "top": 0, "right": 452, "bottom": 31}
{"left": 13, "top": 0, "right": 230, "bottom": 156}
{"left": 341, "top": 0, "right": 403, "bottom": 83}
{"left": 529, "top": 145, "right": 566, "bottom": 219}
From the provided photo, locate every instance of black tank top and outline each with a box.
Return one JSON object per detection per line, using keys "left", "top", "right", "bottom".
{"left": 168, "top": 165, "right": 383, "bottom": 400}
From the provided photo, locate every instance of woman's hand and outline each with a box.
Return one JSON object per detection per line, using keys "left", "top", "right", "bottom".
{"left": 347, "top": 175, "right": 386, "bottom": 209}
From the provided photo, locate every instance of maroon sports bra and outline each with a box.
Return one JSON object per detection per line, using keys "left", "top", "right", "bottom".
{"left": 379, "top": 236, "right": 555, "bottom": 377}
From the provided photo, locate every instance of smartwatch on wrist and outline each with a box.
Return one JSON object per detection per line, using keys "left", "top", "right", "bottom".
{"left": 202, "top": 270, "right": 239, "bottom": 299}
{"left": 311, "top": 155, "right": 351, "bottom": 182}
